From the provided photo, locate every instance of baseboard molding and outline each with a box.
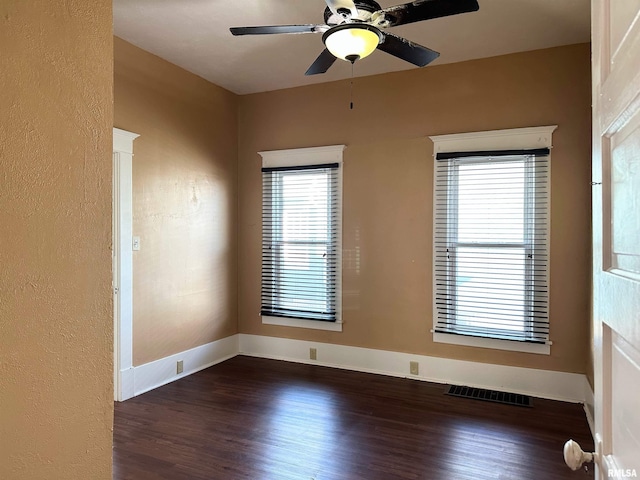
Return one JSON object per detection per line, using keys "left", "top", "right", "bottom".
{"left": 238, "top": 334, "right": 589, "bottom": 403}
{"left": 583, "top": 378, "right": 595, "bottom": 438}
{"left": 122, "top": 333, "right": 589, "bottom": 406}
{"left": 127, "top": 335, "right": 239, "bottom": 399}
{"left": 118, "top": 367, "right": 135, "bottom": 402}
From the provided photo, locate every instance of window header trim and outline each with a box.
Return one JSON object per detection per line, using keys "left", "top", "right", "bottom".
{"left": 429, "top": 126, "right": 557, "bottom": 156}
{"left": 259, "top": 145, "right": 345, "bottom": 168}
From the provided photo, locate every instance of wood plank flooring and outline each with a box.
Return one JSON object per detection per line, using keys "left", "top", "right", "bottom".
{"left": 114, "top": 356, "right": 594, "bottom": 480}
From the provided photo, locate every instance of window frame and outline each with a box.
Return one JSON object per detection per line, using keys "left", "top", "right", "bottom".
{"left": 259, "top": 145, "right": 345, "bottom": 332}
{"left": 429, "top": 126, "right": 557, "bottom": 355}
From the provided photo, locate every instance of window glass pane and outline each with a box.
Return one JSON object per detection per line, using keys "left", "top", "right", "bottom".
{"left": 455, "top": 246, "right": 526, "bottom": 333}
{"left": 282, "top": 171, "right": 329, "bottom": 243}
{"left": 457, "top": 160, "right": 525, "bottom": 244}
{"left": 277, "top": 244, "right": 329, "bottom": 313}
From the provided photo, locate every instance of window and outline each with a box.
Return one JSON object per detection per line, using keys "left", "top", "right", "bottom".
{"left": 430, "top": 127, "right": 556, "bottom": 354}
{"left": 259, "top": 146, "right": 344, "bottom": 332}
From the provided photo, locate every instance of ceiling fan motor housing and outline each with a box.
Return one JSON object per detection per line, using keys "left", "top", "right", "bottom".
{"left": 324, "top": 0, "right": 382, "bottom": 25}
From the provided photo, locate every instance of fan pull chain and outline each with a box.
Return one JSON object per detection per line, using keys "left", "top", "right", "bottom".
{"left": 350, "top": 62, "right": 354, "bottom": 110}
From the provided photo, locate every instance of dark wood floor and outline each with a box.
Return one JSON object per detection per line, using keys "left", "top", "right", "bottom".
{"left": 114, "top": 356, "right": 594, "bottom": 480}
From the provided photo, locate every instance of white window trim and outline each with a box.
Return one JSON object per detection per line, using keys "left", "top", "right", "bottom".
{"left": 429, "top": 126, "right": 557, "bottom": 355}
{"left": 262, "top": 315, "right": 344, "bottom": 332}
{"left": 259, "top": 145, "right": 345, "bottom": 333}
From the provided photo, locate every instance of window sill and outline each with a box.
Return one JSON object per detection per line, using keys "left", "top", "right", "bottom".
{"left": 432, "top": 332, "right": 550, "bottom": 355}
{"left": 262, "top": 316, "right": 343, "bottom": 332}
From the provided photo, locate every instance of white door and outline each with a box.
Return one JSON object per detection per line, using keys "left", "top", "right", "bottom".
{"left": 592, "top": 1, "right": 640, "bottom": 478}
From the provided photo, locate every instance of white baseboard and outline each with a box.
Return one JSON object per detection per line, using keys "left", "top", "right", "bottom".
{"left": 583, "top": 378, "right": 595, "bottom": 438}
{"left": 127, "top": 335, "right": 239, "bottom": 399}
{"left": 238, "top": 334, "right": 589, "bottom": 403}
{"left": 118, "top": 367, "right": 135, "bottom": 402}
{"left": 122, "top": 333, "right": 589, "bottom": 406}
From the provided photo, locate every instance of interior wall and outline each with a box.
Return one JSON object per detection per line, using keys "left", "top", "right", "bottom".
{"left": 0, "top": 1, "right": 114, "bottom": 478}
{"left": 114, "top": 38, "right": 238, "bottom": 366}
{"left": 238, "top": 43, "right": 592, "bottom": 375}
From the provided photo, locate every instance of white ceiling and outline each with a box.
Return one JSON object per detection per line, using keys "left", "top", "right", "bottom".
{"left": 113, "top": 0, "right": 591, "bottom": 95}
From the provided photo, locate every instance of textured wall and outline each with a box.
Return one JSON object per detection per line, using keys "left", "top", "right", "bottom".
{"left": 114, "top": 38, "right": 238, "bottom": 366}
{"left": 238, "top": 44, "right": 592, "bottom": 375}
{"left": 0, "top": 1, "right": 114, "bottom": 479}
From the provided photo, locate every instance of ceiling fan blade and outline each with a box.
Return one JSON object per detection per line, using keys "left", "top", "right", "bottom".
{"left": 377, "top": 32, "right": 440, "bottom": 67}
{"left": 375, "top": 0, "right": 479, "bottom": 28}
{"left": 230, "top": 25, "right": 325, "bottom": 36}
{"left": 324, "top": 0, "right": 358, "bottom": 17}
{"left": 305, "top": 49, "right": 337, "bottom": 76}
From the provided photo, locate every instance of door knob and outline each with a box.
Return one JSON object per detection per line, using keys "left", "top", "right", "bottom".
{"left": 563, "top": 439, "right": 596, "bottom": 471}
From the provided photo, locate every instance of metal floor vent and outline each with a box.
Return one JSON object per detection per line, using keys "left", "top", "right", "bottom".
{"left": 445, "top": 385, "right": 533, "bottom": 407}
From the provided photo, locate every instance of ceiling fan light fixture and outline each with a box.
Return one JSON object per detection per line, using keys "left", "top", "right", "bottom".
{"left": 322, "top": 23, "right": 382, "bottom": 63}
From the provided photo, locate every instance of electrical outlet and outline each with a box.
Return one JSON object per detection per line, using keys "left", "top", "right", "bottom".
{"left": 177, "top": 360, "right": 184, "bottom": 374}
{"left": 309, "top": 348, "right": 317, "bottom": 360}
{"left": 410, "top": 361, "right": 419, "bottom": 375}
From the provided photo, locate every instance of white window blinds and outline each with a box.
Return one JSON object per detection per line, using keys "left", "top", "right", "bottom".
{"left": 261, "top": 163, "right": 339, "bottom": 322}
{"left": 434, "top": 149, "right": 550, "bottom": 344}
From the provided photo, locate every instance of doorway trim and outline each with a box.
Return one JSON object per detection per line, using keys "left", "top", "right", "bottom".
{"left": 113, "top": 128, "right": 139, "bottom": 401}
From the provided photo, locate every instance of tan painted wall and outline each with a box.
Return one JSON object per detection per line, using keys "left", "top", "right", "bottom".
{"left": 114, "top": 38, "right": 238, "bottom": 366}
{"left": 0, "top": 1, "right": 113, "bottom": 478}
{"left": 238, "top": 44, "right": 592, "bottom": 374}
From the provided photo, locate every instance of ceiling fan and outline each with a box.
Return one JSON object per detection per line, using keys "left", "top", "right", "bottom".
{"left": 230, "top": 0, "right": 480, "bottom": 76}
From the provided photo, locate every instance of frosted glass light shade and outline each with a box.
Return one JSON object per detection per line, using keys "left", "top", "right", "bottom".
{"left": 323, "top": 24, "right": 382, "bottom": 62}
